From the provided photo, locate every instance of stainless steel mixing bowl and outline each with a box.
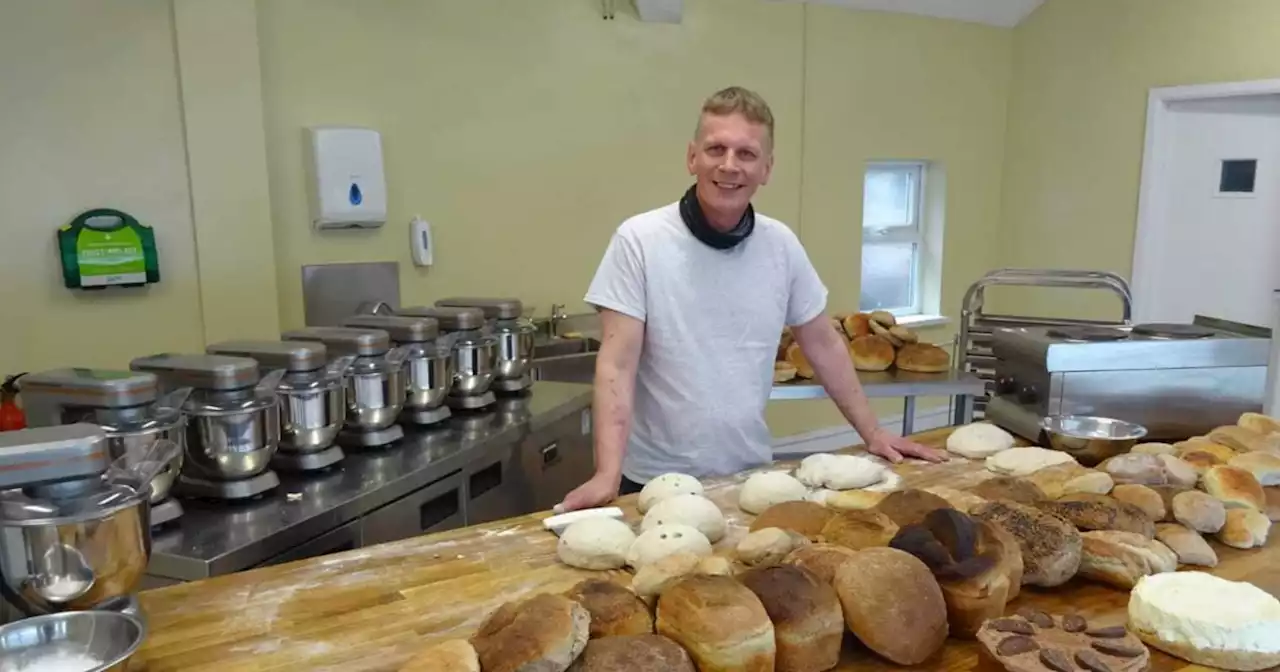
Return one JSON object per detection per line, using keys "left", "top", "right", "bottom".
{"left": 493, "top": 323, "right": 535, "bottom": 380}
{"left": 0, "top": 610, "right": 146, "bottom": 671}
{"left": 452, "top": 339, "right": 496, "bottom": 396}
{"left": 0, "top": 484, "right": 150, "bottom": 616}
{"left": 103, "top": 422, "right": 184, "bottom": 505}
{"left": 344, "top": 363, "right": 406, "bottom": 430}
{"left": 183, "top": 397, "right": 281, "bottom": 480}
{"left": 277, "top": 376, "right": 346, "bottom": 453}
{"left": 1041, "top": 414, "right": 1148, "bottom": 466}
{"left": 404, "top": 350, "right": 453, "bottom": 411}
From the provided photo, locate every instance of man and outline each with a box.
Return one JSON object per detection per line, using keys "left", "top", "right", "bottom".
{"left": 560, "top": 86, "right": 943, "bottom": 511}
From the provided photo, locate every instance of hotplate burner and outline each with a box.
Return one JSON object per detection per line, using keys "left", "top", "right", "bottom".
{"left": 1047, "top": 326, "right": 1129, "bottom": 342}
{"left": 1130, "top": 323, "right": 1216, "bottom": 339}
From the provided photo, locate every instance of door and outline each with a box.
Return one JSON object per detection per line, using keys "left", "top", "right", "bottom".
{"left": 1135, "top": 94, "right": 1280, "bottom": 327}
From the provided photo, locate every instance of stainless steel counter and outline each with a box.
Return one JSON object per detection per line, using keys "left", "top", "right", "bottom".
{"left": 145, "top": 382, "right": 593, "bottom": 583}
{"left": 770, "top": 369, "right": 986, "bottom": 434}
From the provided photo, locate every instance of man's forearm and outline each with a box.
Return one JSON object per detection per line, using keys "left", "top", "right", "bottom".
{"left": 591, "top": 359, "right": 634, "bottom": 482}
{"left": 805, "top": 329, "right": 884, "bottom": 441}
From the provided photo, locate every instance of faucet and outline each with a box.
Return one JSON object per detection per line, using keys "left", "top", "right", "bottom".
{"left": 354, "top": 300, "right": 395, "bottom": 316}
{"left": 550, "top": 304, "right": 567, "bottom": 338}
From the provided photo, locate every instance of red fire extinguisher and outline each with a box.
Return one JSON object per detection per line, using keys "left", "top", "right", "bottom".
{"left": 1, "top": 373, "right": 26, "bottom": 432}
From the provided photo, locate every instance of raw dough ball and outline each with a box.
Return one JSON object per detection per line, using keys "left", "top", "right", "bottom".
{"left": 737, "top": 528, "right": 808, "bottom": 567}
{"left": 738, "top": 471, "right": 808, "bottom": 514}
{"left": 946, "top": 423, "right": 1015, "bottom": 459}
{"left": 865, "top": 471, "right": 905, "bottom": 493}
{"left": 626, "top": 524, "right": 712, "bottom": 568}
{"left": 558, "top": 518, "right": 638, "bottom": 570}
{"left": 638, "top": 473, "right": 704, "bottom": 514}
{"left": 795, "top": 453, "right": 886, "bottom": 490}
{"left": 985, "top": 446, "right": 1076, "bottom": 477}
{"left": 641, "top": 494, "right": 727, "bottom": 543}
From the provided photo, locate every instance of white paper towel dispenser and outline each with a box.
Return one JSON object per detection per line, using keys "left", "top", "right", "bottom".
{"left": 306, "top": 126, "right": 387, "bottom": 229}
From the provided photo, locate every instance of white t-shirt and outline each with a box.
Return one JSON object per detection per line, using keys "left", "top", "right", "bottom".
{"left": 584, "top": 202, "right": 828, "bottom": 483}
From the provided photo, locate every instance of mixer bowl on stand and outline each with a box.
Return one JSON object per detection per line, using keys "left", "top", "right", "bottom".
{"left": 452, "top": 338, "right": 496, "bottom": 396}
{"left": 344, "top": 362, "right": 406, "bottom": 431}
{"left": 277, "top": 375, "right": 346, "bottom": 453}
{"left": 183, "top": 397, "right": 281, "bottom": 480}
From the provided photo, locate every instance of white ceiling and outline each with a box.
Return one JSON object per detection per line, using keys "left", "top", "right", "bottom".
{"left": 778, "top": 0, "right": 1046, "bottom": 28}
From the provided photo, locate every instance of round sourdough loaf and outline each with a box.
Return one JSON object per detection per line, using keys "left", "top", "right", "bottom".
{"left": 656, "top": 575, "right": 776, "bottom": 672}
{"left": 471, "top": 594, "right": 590, "bottom": 672}
{"left": 749, "top": 501, "right": 835, "bottom": 540}
{"left": 739, "top": 566, "right": 844, "bottom": 672}
{"left": 782, "top": 543, "right": 859, "bottom": 585}
{"left": 568, "top": 634, "right": 694, "bottom": 672}
{"left": 564, "top": 579, "right": 654, "bottom": 639}
{"left": 832, "top": 547, "right": 948, "bottom": 665}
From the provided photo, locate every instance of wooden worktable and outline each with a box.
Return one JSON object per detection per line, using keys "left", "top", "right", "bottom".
{"left": 132, "top": 427, "right": 1280, "bottom": 671}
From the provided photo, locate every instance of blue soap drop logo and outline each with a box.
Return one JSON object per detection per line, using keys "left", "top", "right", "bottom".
{"left": 348, "top": 183, "right": 363, "bottom": 206}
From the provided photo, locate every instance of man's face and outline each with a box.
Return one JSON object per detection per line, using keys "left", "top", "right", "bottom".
{"left": 687, "top": 112, "right": 773, "bottom": 225}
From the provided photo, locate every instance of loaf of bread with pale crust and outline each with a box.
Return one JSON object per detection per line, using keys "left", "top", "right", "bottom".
{"left": 850, "top": 335, "right": 894, "bottom": 372}
{"left": 1238, "top": 411, "right": 1280, "bottom": 436}
{"left": 1078, "top": 530, "right": 1177, "bottom": 589}
{"left": 656, "top": 576, "right": 775, "bottom": 672}
{"left": 785, "top": 343, "right": 814, "bottom": 379}
{"left": 1229, "top": 452, "right": 1280, "bottom": 486}
{"left": 565, "top": 580, "right": 653, "bottom": 639}
{"left": 1203, "top": 465, "right": 1266, "bottom": 510}
{"left": 895, "top": 343, "right": 950, "bottom": 373}
{"left": 739, "top": 566, "right": 844, "bottom": 672}
{"left": 1209, "top": 425, "right": 1273, "bottom": 454}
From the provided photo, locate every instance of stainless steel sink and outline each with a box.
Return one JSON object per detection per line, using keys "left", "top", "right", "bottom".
{"left": 531, "top": 337, "right": 599, "bottom": 385}
{"left": 532, "top": 337, "right": 601, "bottom": 359}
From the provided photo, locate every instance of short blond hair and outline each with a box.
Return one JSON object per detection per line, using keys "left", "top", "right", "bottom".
{"left": 696, "top": 86, "right": 775, "bottom": 147}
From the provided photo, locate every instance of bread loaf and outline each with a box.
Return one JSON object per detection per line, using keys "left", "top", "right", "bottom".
{"left": 1229, "top": 451, "right": 1280, "bottom": 486}
{"left": 969, "top": 477, "right": 1047, "bottom": 504}
{"left": 823, "top": 489, "right": 887, "bottom": 511}
{"left": 1063, "top": 471, "right": 1116, "bottom": 496}
{"left": 785, "top": 343, "right": 815, "bottom": 379}
{"left": 970, "top": 500, "right": 1081, "bottom": 587}
{"left": 1216, "top": 508, "right": 1271, "bottom": 549}
{"left": 782, "top": 544, "right": 858, "bottom": 584}
{"left": 632, "top": 552, "right": 733, "bottom": 602}
{"left": 1111, "top": 484, "right": 1166, "bottom": 520}
{"left": 1148, "top": 485, "right": 1191, "bottom": 521}
{"left": 850, "top": 335, "right": 894, "bottom": 372}
{"left": 945, "top": 423, "right": 1015, "bottom": 459}
{"left": 1180, "top": 440, "right": 1237, "bottom": 464}
{"left": 1179, "top": 449, "right": 1226, "bottom": 476}
{"left": 1036, "top": 493, "right": 1156, "bottom": 538}
{"left": 737, "top": 528, "right": 808, "bottom": 568}
{"left": 895, "top": 343, "right": 951, "bottom": 373}
{"left": 869, "top": 310, "right": 896, "bottom": 327}
{"left": 749, "top": 501, "right": 833, "bottom": 540}
{"left": 874, "top": 489, "right": 954, "bottom": 527}
{"left": 1132, "top": 442, "right": 1177, "bottom": 456}
{"left": 984, "top": 521, "right": 1024, "bottom": 601}
{"left": 869, "top": 318, "right": 900, "bottom": 346}
{"left": 1238, "top": 411, "right": 1280, "bottom": 436}
{"left": 773, "top": 361, "right": 798, "bottom": 383}
{"left": 472, "top": 594, "right": 590, "bottom": 672}
{"left": 1171, "top": 490, "right": 1226, "bottom": 533}
{"left": 1101, "top": 453, "right": 1169, "bottom": 485}
{"left": 986, "top": 447, "right": 1077, "bottom": 477}
{"left": 567, "top": 635, "right": 694, "bottom": 672}
{"left": 1024, "top": 462, "right": 1094, "bottom": 498}
{"left": 924, "top": 486, "right": 988, "bottom": 513}
{"left": 398, "top": 639, "right": 480, "bottom": 672}
{"left": 833, "top": 548, "right": 949, "bottom": 665}
{"left": 1158, "top": 454, "right": 1200, "bottom": 488}
{"left": 1202, "top": 465, "right": 1266, "bottom": 510}
{"left": 888, "top": 510, "right": 1012, "bottom": 638}
{"left": 891, "top": 325, "right": 918, "bottom": 343}
{"left": 656, "top": 576, "right": 776, "bottom": 672}
{"left": 565, "top": 580, "right": 654, "bottom": 639}
{"left": 1078, "top": 530, "right": 1177, "bottom": 589}
{"left": 819, "top": 509, "right": 898, "bottom": 550}
{"left": 1208, "top": 425, "right": 1272, "bottom": 454}
{"left": 1153, "top": 522, "right": 1217, "bottom": 567}
{"left": 739, "top": 566, "right": 844, "bottom": 672}
{"left": 1129, "top": 572, "right": 1280, "bottom": 671}
{"left": 844, "top": 313, "right": 873, "bottom": 339}
{"left": 1265, "top": 487, "right": 1280, "bottom": 522}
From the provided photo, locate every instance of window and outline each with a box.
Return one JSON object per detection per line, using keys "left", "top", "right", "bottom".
{"left": 860, "top": 162, "right": 926, "bottom": 315}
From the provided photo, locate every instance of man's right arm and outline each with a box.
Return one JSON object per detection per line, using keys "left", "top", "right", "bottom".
{"left": 558, "top": 308, "right": 645, "bottom": 511}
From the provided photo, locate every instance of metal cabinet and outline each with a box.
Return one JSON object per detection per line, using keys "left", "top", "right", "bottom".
{"left": 465, "top": 441, "right": 530, "bottom": 526}
{"left": 361, "top": 472, "right": 465, "bottom": 546}
{"left": 257, "top": 520, "right": 362, "bottom": 568}
{"left": 522, "top": 409, "right": 595, "bottom": 511}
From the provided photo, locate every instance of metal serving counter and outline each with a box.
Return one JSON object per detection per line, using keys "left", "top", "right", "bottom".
{"left": 770, "top": 369, "right": 986, "bottom": 434}
{"left": 144, "top": 382, "right": 593, "bottom": 584}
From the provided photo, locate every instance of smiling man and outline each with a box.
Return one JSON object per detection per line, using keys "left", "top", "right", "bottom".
{"left": 559, "top": 86, "right": 944, "bottom": 511}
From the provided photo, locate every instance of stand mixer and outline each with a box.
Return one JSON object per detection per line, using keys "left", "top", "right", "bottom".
{"left": 205, "top": 340, "right": 353, "bottom": 472}
{"left": 434, "top": 297, "right": 535, "bottom": 394}
{"left": 0, "top": 425, "right": 153, "bottom": 618}
{"left": 343, "top": 314, "right": 454, "bottom": 426}
{"left": 281, "top": 327, "right": 408, "bottom": 448}
{"left": 130, "top": 354, "right": 283, "bottom": 500}
{"left": 20, "top": 368, "right": 189, "bottom": 526}
{"left": 401, "top": 306, "right": 497, "bottom": 410}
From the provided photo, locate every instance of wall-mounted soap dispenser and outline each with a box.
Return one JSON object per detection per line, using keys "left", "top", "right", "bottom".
{"left": 306, "top": 126, "right": 387, "bottom": 230}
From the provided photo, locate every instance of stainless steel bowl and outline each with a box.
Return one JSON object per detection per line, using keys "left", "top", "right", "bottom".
{"left": 452, "top": 339, "right": 495, "bottom": 396}
{"left": 183, "top": 398, "right": 280, "bottom": 480}
{"left": 0, "top": 485, "right": 150, "bottom": 616}
{"left": 493, "top": 325, "right": 535, "bottom": 380}
{"left": 0, "top": 610, "right": 146, "bottom": 671}
{"left": 103, "top": 423, "right": 184, "bottom": 505}
{"left": 404, "top": 352, "right": 453, "bottom": 411}
{"left": 344, "top": 366, "right": 406, "bottom": 431}
{"left": 277, "top": 379, "right": 345, "bottom": 453}
{"left": 1041, "top": 415, "right": 1148, "bottom": 466}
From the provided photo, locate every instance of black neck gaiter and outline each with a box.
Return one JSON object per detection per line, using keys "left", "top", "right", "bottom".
{"left": 678, "top": 184, "right": 755, "bottom": 250}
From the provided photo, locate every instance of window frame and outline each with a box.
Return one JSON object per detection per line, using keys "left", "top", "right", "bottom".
{"left": 860, "top": 161, "right": 927, "bottom": 317}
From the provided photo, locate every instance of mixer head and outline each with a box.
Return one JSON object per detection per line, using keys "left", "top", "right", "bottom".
{"left": 0, "top": 424, "right": 110, "bottom": 492}
{"left": 20, "top": 369, "right": 158, "bottom": 427}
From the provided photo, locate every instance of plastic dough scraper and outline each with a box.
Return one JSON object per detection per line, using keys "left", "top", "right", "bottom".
{"left": 542, "top": 506, "right": 625, "bottom": 536}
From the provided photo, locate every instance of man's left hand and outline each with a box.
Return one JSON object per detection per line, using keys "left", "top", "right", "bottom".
{"left": 866, "top": 429, "right": 947, "bottom": 464}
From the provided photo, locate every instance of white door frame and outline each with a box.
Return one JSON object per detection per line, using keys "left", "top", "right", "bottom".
{"left": 1132, "top": 78, "right": 1280, "bottom": 323}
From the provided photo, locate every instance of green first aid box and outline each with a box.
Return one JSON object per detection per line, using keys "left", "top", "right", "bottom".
{"left": 57, "top": 208, "right": 160, "bottom": 289}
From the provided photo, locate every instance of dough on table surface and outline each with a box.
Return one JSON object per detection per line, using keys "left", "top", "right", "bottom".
{"left": 945, "top": 423, "right": 1015, "bottom": 459}
{"left": 638, "top": 473, "right": 704, "bottom": 515}
{"left": 641, "top": 494, "right": 726, "bottom": 543}
{"left": 626, "top": 524, "right": 712, "bottom": 568}
{"left": 985, "top": 446, "right": 1076, "bottom": 477}
{"left": 739, "top": 471, "right": 809, "bottom": 514}
{"left": 558, "top": 518, "right": 637, "bottom": 570}
{"left": 794, "top": 452, "right": 886, "bottom": 490}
